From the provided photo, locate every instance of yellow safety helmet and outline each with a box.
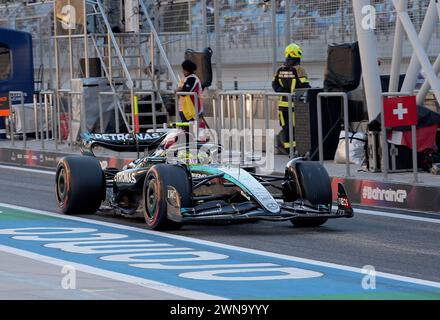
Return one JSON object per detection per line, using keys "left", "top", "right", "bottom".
{"left": 285, "top": 43, "right": 303, "bottom": 59}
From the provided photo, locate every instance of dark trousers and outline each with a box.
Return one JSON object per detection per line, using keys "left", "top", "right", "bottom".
{"left": 278, "top": 107, "right": 296, "bottom": 149}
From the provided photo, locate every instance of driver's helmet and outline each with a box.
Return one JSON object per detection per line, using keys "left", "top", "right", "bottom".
{"left": 176, "top": 149, "right": 210, "bottom": 165}
{"left": 161, "top": 129, "right": 187, "bottom": 150}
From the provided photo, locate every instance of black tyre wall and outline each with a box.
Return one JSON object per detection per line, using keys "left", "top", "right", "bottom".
{"left": 55, "top": 156, "right": 105, "bottom": 214}
{"left": 296, "top": 161, "right": 332, "bottom": 206}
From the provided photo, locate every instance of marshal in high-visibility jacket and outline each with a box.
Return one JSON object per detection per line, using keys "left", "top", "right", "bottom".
{"left": 272, "top": 43, "right": 311, "bottom": 151}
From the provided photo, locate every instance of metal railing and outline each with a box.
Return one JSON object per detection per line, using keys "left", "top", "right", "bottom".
{"left": 8, "top": 91, "right": 24, "bottom": 148}
{"left": 86, "top": 0, "right": 135, "bottom": 133}
{"left": 90, "top": 35, "right": 131, "bottom": 133}
{"left": 1, "top": 88, "right": 421, "bottom": 184}
{"left": 84, "top": 0, "right": 177, "bottom": 134}
{"left": 215, "top": 91, "right": 294, "bottom": 148}
{"left": 139, "top": 0, "right": 179, "bottom": 88}
{"left": 6, "top": 91, "right": 60, "bottom": 150}
{"left": 56, "top": 89, "right": 74, "bottom": 146}
{"left": 92, "top": 0, "right": 134, "bottom": 90}
{"left": 213, "top": 90, "right": 294, "bottom": 164}
{"left": 34, "top": 91, "right": 57, "bottom": 150}
{"left": 5, "top": 89, "right": 187, "bottom": 149}
{"left": 135, "top": 91, "right": 170, "bottom": 131}
{"left": 217, "top": 92, "right": 246, "bottom": 163}
{"left": 97, "top": 90, "right": 170, "bottom": 134}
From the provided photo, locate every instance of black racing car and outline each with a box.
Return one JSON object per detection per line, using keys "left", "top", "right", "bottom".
{"left": 55, "top": 128, "right": 353, "bottom": 230}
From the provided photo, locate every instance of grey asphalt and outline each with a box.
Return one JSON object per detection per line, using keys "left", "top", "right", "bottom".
{"left": 0, "top": 165, "right": 439, "bottom": 299}
{"left": 0, "top": 251, "right": 186, "bottom": 300}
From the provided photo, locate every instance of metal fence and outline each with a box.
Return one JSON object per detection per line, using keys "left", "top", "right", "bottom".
{"left": 164, "top": 0, "right": 438, "bottom": 64}
{"left": 1, "top": 1, "right": 439, "bottom": 89}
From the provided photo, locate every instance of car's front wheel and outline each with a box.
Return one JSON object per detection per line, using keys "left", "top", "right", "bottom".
{"left": 142, "top": 164, "right": 191, "bottom": 230}
{"left": 288, "top": 161, "right": 331, "bottom": 227}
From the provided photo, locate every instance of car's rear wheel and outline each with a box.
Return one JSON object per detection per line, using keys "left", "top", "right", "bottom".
{"left": 142, "top": 164, "right": 191, "bottom": 230}
{"left": 55, "top": 156, "right": 105, "bottom": 214}
{"left": 290, "top": 161, "right": 331, "bottom": 227}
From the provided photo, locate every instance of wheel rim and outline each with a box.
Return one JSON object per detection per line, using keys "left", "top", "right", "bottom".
{"left": 145, "top": 178, "right": 158, "bottom": 220}
{"left": 57, "top": 168, "right": 67, "bottom": 202}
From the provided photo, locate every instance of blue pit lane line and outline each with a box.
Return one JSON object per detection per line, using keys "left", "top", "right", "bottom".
{"left": 0, "top": 203, "right": 439, "bottom": 300}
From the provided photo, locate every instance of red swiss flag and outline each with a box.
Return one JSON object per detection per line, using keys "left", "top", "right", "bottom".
{"left": 383, "top": 96, "right": 418, "bottom": 128}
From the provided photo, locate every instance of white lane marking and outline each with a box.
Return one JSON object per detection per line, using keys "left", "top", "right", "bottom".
{"left": 1, "top": 202, "right": 440, "bottom": 289}
{"left": 0, "top": 245, "right": 225, "bottom": 300}
{"left": 355, "top": 207, "right": 440, "bottom": 224}
{"left": 331, "top": 205, "right": 440, "bottom": 224}
{"left": 0, "top": 165, "right": 56, "bottom": 175}
{"left": 81, "top": 289, "right": 115, "bottom": 293}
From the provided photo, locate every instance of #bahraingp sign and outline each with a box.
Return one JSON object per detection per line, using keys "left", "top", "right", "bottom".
{"left": 383, "top": 96, "right": 418, "bottom": 128}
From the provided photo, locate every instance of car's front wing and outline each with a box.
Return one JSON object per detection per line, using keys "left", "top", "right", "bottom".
{"left": 179, "top": 201, "right": 353, "bottom": 223}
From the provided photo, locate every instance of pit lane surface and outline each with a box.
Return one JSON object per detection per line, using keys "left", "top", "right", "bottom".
{"left": 0, "top": 165, "right": 439, "bottom": 299}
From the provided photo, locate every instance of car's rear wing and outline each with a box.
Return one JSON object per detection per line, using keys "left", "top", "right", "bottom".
{"left": 79, "top": 132, "right": 167, "bottom": 155}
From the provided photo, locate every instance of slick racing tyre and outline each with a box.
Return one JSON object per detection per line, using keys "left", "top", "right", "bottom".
{"left": 290, "top": 161, "right": 331, "bottom": 227}
{"left": 56, "top": 156, "right": 105, "bottom": 214}
{"left": 296, "top": 161, "right": 332, "bottom": 206}
{"left": 143, "top": 164, "right": 191, "bottom": 230}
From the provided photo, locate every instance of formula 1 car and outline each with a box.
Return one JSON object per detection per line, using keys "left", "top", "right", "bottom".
{"left": 55, "top": 127, "right": 353, "bottom": 230}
